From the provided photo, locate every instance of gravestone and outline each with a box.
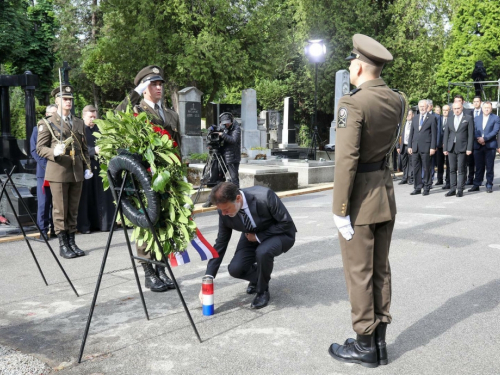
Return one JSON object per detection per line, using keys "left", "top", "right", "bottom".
{"left": 178, "top": 87, "right": 203, "bottom": 158}
{"left": 241, "top": 89, "right": 261, "bottom": 149}
{"left": 330, "top": 70, "right": 350, "bottom": 145}
{"left": 280, "top": 97, "right": 297, "bottom": 148}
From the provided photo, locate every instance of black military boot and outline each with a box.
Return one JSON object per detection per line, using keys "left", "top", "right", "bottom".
{"left": 142, "top": 263, "right": 169, "bottom": 292}
{"left": 155, "top": 265, "right": 176, "bottom": 289}
{"left": 375, "top": 323, "right": 388, "bottom": 365}
{"left": 328, "top": 334, "right": 378, "bottom": 368}
{"left": 58, "top": 231, "right": 76, "bottom": 259}
{"left": 68, "top": 232, "right": 85, "bottom": 257}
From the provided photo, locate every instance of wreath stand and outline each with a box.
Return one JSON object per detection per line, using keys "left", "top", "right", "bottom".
{"left": 78, "top": 169, "right": 201, "bottom": 363}
{"left": 0, "top": 167, "right": 79, "bottom": 297}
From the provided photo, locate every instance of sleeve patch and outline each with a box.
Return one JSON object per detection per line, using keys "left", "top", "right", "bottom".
{"left": 338, "top": 107, "right": 348, "bottom": 128}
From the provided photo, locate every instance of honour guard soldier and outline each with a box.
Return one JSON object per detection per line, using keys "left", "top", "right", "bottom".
{"left": 36, "top": 85, "right": 92, "bottom": 259}
{"left": 115, "top": 65, "right": 180, "bottom": 292}
{"left": 329, "top": 35, "right": 405, "bottom": 368}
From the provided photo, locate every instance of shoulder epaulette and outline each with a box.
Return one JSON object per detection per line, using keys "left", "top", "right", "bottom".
{"left": 350, "top": 88, "right": 361, "bottom": 96}
{"left": 391, "top": 88, "right": 400, "bottom": 93}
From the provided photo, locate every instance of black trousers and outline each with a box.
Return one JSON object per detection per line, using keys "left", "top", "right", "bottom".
{"left": 400, "top": 145, "right": 412, "bottom": 181}
{"left": 227, "top": 162, "right": 240, "bottom": 187}
{"left": 473, "top": 147, "right": 496, "bottom": 188}
{"left": 228, "top": 232, "right": 295, "bottom": 293}
{"left": 448, "top": 145, "right": 467, "bottom": 191}
{"left": 466, "top": 152, "right": 475, "bottom": 182}
{"left": 436, "top": 147, "right": 445, "bottom": 182}
{"left": 412, "top": 151, "right": 432, "bottom": 190}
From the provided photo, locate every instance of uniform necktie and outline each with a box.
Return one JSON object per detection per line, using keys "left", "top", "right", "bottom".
{"left": 65, "top": 115, "right": 72, "bottom": 129}
{"left": 239, "top": 209, "right": 254, "bottom": 232}
{"left": 154, "top": 103, "right": 165, "bottom": 123}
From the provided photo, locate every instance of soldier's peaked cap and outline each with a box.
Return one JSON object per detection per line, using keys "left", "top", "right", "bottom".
{"left": 345, "top": 34, "right": 393, "bottom": 67}
{"left": 134, "top": 65, "right": 165, "bottom": 86}
{"left": 51, "top": 85, "right": 74, "bottom": 98}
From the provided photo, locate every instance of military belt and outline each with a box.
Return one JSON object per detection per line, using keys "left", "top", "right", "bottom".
{"left": 357, "top": 159, "right": 386, "bottom": 173}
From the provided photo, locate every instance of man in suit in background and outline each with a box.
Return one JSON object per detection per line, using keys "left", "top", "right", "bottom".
{"left": 443, "top": 102, "right": 474, "bottom": 197}
{"left": 31, "top": 104, "right": 58, "bottom": 240}
{"left": 204, "top": 182, "right": 296, "bottom": 309}
{"left": 469, "top": 101, "right": 500, "bottom": 193}
{"left": 397, "top": 109, "right": 414, "bottom": 184}
{"left": 454, "top": 95, "right": 475, "bottom": 184}
{"left": 427, "top": 99, "right": 441, "bottom": 185}
{"left": 439, "top": 105, "right": 451, "bottom": 189}
{"left": 408, "top": 99, "right": 437, "bottom": 196}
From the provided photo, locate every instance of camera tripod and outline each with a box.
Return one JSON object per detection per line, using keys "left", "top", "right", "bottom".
{"left": 307, "top": 126, "right": 331, "bottom": 160}
{"left": 192, "top": 148, "right": 231, "bottom": 206}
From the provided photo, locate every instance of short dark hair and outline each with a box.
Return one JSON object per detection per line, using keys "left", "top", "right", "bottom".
{"left": 454, "top": 94, "right": 464, "bottom": 101}
{"left": 473, "top": 96, "right": 482, "bottom": 102}
{"left": 211, "top": 182, "right": 240, "bottom": 204}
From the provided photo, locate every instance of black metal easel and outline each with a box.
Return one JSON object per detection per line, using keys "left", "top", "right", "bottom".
{"left": 78, "top": 170, "right": 201, "bottom": 363}
{"left": 0, "top": 167, "right": 79, "bottom": 297}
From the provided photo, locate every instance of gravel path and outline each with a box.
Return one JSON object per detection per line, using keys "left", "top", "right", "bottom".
{"left": 0, "top": 345, "right": 51, "bottom": 375}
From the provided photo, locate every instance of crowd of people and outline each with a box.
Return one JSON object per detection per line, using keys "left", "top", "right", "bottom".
{"left": 397, "top": 95, "right": 500, "bottom": 196}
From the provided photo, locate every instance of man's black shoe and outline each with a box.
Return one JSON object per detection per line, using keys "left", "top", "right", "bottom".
{"left": 142, "top": 263, "right": 170, "bottom": 292}
{"left": 328, "top": 334, "right": 378, "bottom": 368}
{"left": 410, "top": 189, "right": 421, "bottom": 195}
{"left": 457, "top": 190, "right": 464, "bottom": 197}
{"left": 155, "top": 265, "right": 176, "bottom": 289}
{"left": 429, "top": 185, "right": 434, "bottom": 189}
{"left": 398, "top": 180, "right": 407, "bottom": 185}
{"left": 246, "top": 282, "right": 257, "bottom": 294}
{"left": 486, "top": 187, "right": 493, "bottom": 193}
{"left": 442, "top": 184, "right": 450, "bottom": 190}
{"left": 465, "top": 180, "right": 473, "bottom": 185}
{"left": 422, "top": 190, "right": 430, "bottom": 196}
{"left": 68, "top": 232, "right": 85, "bottom": 257}
{"left": 408, "top": 180, "right": 414, "bottom": 184}
{"left": 468, "top": 186, "right": 480, "bottom": 192}
{"left": 435, "top": 181, "right": 443, "bottom": 186}
{"left": 49, "top": 230, "right": 57, "bottom": 239}
{"left": 445, "top": 190, "right": 456, "bottom": 197}
{"left": 251, "top": 291, "right": 270, "bottom": 309}
{"left": 343, "top": 323, "right": 388, "bottom": 365}
{"left": 58, "top": 231, "right": 76, "bottom": 259}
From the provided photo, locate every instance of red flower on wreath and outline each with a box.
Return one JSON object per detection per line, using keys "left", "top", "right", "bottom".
{"left": 133, "top": 113, "right": 138, "bottom": 117}
{"left": 152, "top": 126, "right": 172, "bottom": 140}
{"left": 173, "top": 141, "right": 178, "bottom": 148}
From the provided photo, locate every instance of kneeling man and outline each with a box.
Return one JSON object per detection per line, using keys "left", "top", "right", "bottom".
{"left": 203, "top": 182, "right": 296, "bottom": 309}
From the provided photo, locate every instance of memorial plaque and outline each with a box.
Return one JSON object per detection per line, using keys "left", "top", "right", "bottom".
{"left": 185, "top": 101, "right": 201, "bottom": 135}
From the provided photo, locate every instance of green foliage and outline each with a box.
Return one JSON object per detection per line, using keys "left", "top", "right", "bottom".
{"left": 188, "top": 153, "right": 209, "bottom": 162}
{"left": 436, "top": 0, "right": 500, "bottom": 102}
{"left": 95, "top": 108, "right": 196, "bottom": 257}
{"left": 297, "top": 124, "right": 311, "bottom": 147}
{"left": 250, "top": 147, "right": 268, "bottom": 150}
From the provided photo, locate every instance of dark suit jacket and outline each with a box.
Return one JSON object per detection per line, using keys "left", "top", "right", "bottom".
{"left": 443, "top": 114, "right": 474, "bottom": 153}
{"left": 30, "top": 125, "right": 47, "bottom": 178}
{"left": 408, "top": 112, "right": 437, "bottom": 153}
{"left": 432, "top": 113, "right": 443, "bottom": 147}
{"left": 206, "top": 186, "right": 297, "bottom": 277}
{"left": 473, "top": 114, "right": 500, "bottom": 150}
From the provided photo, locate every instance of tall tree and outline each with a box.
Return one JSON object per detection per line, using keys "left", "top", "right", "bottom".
{"left": 436, "top": 0, "right": 500, "bottom": 102}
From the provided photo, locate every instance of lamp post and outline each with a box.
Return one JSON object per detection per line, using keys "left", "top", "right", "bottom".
{"left": 304, "top": 39, "right": 327, "bottom": 160}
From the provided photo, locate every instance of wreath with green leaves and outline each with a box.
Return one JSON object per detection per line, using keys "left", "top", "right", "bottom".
{"left": 94, "top": 108, "right": 196, "bottom": 259}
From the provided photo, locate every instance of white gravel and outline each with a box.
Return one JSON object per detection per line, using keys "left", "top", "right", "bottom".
{"left": 0, "top": 345, "right": 51, "bottom": 375}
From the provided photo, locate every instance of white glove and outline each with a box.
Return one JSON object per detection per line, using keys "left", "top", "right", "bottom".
{"left": 134, "top": 80, "right": 150, "bottom": 95}
{"left": 333, "top": 214, "right": 354, "bottom": 241}
{"left": 53, "top": 144, "right": 65, "bottom": 157}
{"left": 94, "top": 146, "right": 100, "bottom": 154}
{"left": 84, "top": 169, "right": 93, "bottom": 180}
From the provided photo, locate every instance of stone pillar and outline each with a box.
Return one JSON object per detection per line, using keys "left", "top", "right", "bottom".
{"left": 280, "top": 97, "right": 297, "bottom": 148}
{"left": 241, "top": 89, "right": 261, "bottom": 149}
{"left": 330, "top": 70, "right": 350, "bottom": 145}
{"left": 178, "top": 87, "right": 204, "bottom": 158}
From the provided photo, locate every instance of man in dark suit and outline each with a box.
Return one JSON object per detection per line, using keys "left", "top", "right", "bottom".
{"left": 453, "top": 95, "right": 475, "bottom": 184}
{"left": 443, "top": 102, "right": 474, "bottom": 197}
{"left": 204, "top": 182, "right": 296, "bottom": 309}
{"left": 397, "top": 109, "right": 413, "bottom": 184}
{"left": 30, "top": 104, "right": 58, "bottom": 240}
{"left": 408, "top": 100, "right": 437, "bottom": 195}
{"left": 440, "top": 105, "right": 451, "bottom": 189}
{"left": 431, "top": 101, "right": 444, "bottom": 185}
{"left": 469, "top": 101, "right": 500, "bottom": 193}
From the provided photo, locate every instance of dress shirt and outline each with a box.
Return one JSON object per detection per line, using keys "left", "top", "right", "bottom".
{"left": 144, "top": 99, "right": 165, "bottom": 122}
{"left": 57, "top": 111, "right": 73, "bottom": 128}
{"left": 482, "top": 115, "right": 489, "bottom": 135}
{"left": 240, "top": 191, "right": 260, "bottom": 243}
{"left": 404, "top": 120, "right": 411, "bottom": 144}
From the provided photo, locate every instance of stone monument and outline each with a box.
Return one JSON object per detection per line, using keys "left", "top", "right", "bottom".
{"left": 280, "top": 97, "right": 297, "bottom": 148}
{"left": 178, "top": 87, "right": 204, "bottom": 158}
{"left": 330, "top": 70, "right": 350, "bottom": 145}
{"left": 241, "top": 89, "right": 261, "bottom": 150}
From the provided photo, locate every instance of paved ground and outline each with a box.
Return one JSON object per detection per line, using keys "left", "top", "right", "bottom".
{"left": 1, "top": 163, "right": 500, "bottom": 375}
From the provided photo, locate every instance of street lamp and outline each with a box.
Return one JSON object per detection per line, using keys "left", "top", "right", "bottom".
{"left": 304, "top": 39, "right": 328, "bottom": 160}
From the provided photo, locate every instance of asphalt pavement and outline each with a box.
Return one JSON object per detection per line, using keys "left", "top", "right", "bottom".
{"left": 1, "top": 162, "right": 500, "bottom": 375}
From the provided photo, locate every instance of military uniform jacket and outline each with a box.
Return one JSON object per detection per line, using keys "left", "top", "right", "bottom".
{"left": 36, "top": 113, "right": 90, "bottom": 183}
{"left": 333, "top": 78, "right": 402, "bottom": 225}
{"left": 116, "top": 90, "right": 182, "bottom": 156}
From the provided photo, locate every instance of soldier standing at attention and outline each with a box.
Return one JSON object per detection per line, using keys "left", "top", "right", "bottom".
{"left": 36, "top": 85, "right": 92, "bottom": 259}
{"left": 115, "top": 65, "right": 180, "bottom": 292}
{"left": 329, "top": 34, "right": 405, "bottom": 368}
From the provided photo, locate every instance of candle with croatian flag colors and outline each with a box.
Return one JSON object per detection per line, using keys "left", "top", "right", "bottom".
{"left": 202, "top": 275, "right": 214, "bottom": 316}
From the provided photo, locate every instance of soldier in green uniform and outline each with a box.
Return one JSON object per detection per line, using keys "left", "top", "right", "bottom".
{"left": 328, "top": 35, "right": 406, "bottom": 368}
{"left": 115, "top": 65, "right": 180, "bottom": 292}
{"left": 36, "top": 85, "right": 92, "bottom": 259}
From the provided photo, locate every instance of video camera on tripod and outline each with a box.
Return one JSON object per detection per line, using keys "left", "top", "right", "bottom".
{"left": 206, "top": 124, "right": 225, "bottom": 150}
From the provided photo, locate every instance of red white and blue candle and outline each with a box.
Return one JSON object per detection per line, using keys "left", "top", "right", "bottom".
{"left": 202, "top": 275, "right": 214, "bottom": 316}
